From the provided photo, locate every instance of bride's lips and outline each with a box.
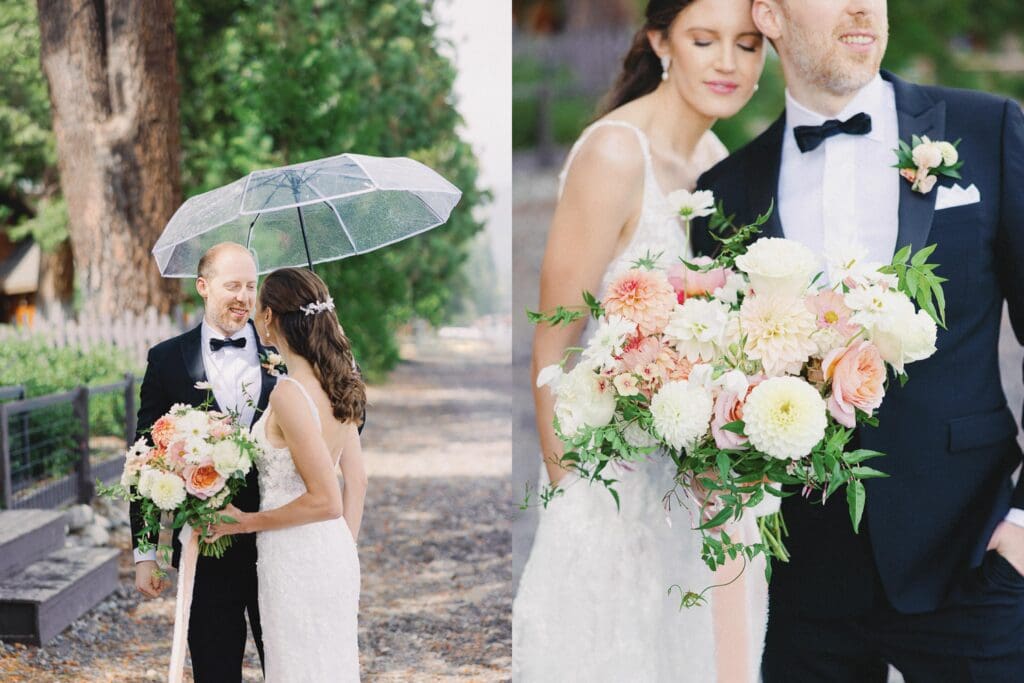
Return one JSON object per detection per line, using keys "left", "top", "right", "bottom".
{"left": 839, "top": 31, "right": 877, "bottom": 54}
{"left": 705, "top": 80, "right": 739, "bottom": 95}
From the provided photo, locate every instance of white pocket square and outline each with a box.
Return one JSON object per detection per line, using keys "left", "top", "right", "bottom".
{"left": 935, "top": 183, "right": 981, "bottom": 210}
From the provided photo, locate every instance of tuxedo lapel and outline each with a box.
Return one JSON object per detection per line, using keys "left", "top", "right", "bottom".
{"left": 251, "top": 320, "right": 277, "bottom": 427}
{"left": 180, "top": 322, "right": 222, "bottom": 412}
{"left": 747, "top": 115, "right": 786, "bottom": 240}
{"left": 886, "top": 71, "right": 945, "bottom": 254}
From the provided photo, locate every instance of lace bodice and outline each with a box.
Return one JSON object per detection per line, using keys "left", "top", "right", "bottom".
{"left": 252, "top": 376, "right": 337, "bottom": 511}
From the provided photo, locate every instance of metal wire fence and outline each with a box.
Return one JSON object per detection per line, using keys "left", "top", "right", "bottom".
{"left": 0, "top": 375, "right": 136, "bottom": 509}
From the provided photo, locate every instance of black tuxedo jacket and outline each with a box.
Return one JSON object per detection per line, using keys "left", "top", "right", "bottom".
{"left": 694, "top": 71, "right": 1024, "bottom": 614}
{"left": 129, "top": 320, "right": 277, "bottom": 571}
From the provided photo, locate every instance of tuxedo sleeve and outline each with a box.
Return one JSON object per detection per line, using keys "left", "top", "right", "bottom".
{"left": 994, "top": 98, "right": 1024, "bottom": 509}
{"left": 129, "top": 345, "right": 169, "bottom": 560}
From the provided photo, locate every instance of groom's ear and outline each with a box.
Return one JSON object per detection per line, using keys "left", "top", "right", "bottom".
{"left": 752, "top": 0, "right": 783, "bottom": 42}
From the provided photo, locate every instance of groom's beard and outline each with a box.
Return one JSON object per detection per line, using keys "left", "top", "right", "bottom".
{"left": 784, "top": 15, "right": 888, "bottom": 98}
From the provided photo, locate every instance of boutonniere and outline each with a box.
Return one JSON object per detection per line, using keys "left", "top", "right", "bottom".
{"left": 259, "top": 349, "right": 287, "bottom": 377}
{"left": 893, "top": 135, "right": 963, "bottom": 194}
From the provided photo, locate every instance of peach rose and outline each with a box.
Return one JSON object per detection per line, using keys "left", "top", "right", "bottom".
{"left": 667, "top": 257, "right": 730, "bottom": 303}
{"left": 603, "top": 269, "right": 677, "bottom": 336}
{"left": 151, "top": 416, "right": 177, "bottom": 449}
{"left": 823, "top": 340, "right": 886, "bottom": 428}
{"left": 899, "top": 168, "right": 917, "bottom": 183}
{"left": 183, "top": 464, "right": 226, "bottom": 500}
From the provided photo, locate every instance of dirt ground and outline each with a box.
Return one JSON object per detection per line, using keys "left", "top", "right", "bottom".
{"left": 0, "top": 332, "right": 513, "bottom": 682}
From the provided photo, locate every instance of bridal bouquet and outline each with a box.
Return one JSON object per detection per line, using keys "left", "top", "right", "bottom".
{"left": 98, "top": 386, "right": 260, "bottom": 559}
{"left": 530, "top": 192, "right": 945, "bottom": 597}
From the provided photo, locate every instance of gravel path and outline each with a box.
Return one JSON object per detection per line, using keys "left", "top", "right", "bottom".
{"left": 0, "top": 332, "right": 512, "bottom": 682}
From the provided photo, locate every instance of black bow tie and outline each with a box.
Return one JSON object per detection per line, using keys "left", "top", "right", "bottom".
{"left": 793, "top": 112, "right": 873, "bottom": 153}
{"left": 210, "top": 336, "right": 247, "bottom": 352}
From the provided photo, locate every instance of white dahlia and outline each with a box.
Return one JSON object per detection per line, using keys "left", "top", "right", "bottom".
{"left": 650, "top": 380, "right": 714, "bottom": 451}
{"left": 554, "top": 364, "right": 617, "bottom": 437}
{"left": 743, "top": 376, "right": 827, "bottom": 460}
{"left": 740, "top": 294, "right": 819, "bottom": 377}
{"left": 148, "top": 471, "right": 187, "bottom": 511}
{"left": 734, "top": 238, "right": 819, "bottom": 298}
{"left": 664, "top": 298, "right": 729, "bottom": 363}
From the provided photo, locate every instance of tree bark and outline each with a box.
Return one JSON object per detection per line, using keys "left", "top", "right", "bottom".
{"left": 36, "top": 0, "right": 182, "bottom": 316}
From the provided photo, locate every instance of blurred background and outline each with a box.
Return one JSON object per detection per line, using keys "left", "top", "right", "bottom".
{"left": 511, "top": 4, "right": 1024, "bottom": 674}
{"left": 0, "top": 1, "right": 511, "bottom": 680}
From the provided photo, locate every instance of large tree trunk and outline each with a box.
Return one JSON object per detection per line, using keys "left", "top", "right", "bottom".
{"left": 36, "top": 0, "right": 182, "bottom": 316}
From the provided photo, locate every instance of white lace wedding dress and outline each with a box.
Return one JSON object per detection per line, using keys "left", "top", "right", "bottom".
{"left": 512, "top": 120, "right": 770, "bottom": 682}
{"left": 252, "top": 376, "right": 361, "bottom": 682}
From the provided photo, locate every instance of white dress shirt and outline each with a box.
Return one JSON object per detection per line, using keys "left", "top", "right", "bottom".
{"left": 134, "top": 319, "right": 262, "bottom": 563}
{"left": 779, "top": 74, "right": 900, "bottom": 282}
{"left": 200, "top": 319, "right": 261, "bottom": 428}
{"left": 778, "top": 74, "right": 1024, "bottom": 531}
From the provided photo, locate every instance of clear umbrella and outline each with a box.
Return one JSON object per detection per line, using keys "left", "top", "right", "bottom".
{"left": 153, "top": 153, "right": 462, "bottom": 277}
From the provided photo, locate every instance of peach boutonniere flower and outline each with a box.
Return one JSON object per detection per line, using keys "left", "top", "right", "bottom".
{"left": 259, "top": 349, "right": 287, "bottom": 377}
{"left": 893, "top": 135, "right": 963, "bottom": 194}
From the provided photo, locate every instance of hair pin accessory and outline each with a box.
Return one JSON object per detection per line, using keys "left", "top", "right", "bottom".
{"left": 300, "top": 296, "right": 336, "bottom": 316}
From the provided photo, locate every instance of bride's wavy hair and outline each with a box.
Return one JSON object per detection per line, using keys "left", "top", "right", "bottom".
{"left": 599, "top": 1, "right": 695, "bottom": 114}
{"left": 259, "top": 268, "right": 366, "bottom": 424}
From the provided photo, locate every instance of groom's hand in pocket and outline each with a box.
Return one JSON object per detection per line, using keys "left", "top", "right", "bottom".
{"left": 135, "top": 560, "right": 167, "bottom": 598}
{"left": 987, "top": 521, "right": 1024, "bottom": 578}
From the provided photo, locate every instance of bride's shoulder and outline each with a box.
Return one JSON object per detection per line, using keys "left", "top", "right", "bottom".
{"left": 563, "top": 118, "right": 647, "bottom": 190}
{"left": 268, "top": 379, "right": 308, "bottom": 417}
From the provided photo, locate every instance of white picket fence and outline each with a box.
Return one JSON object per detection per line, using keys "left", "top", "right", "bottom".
{"left": 0, "top": 307, "right": 190, "bottom": 366}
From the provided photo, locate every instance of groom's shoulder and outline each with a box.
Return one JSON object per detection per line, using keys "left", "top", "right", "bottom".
{"left": 919, "top": 81, "right": 1013, "bottom": 122}
{"left": 698, "top": 117, "right": 781, "bottom": 191}
{"left": 146, "top": 325, "right": 197, "bottom": 362}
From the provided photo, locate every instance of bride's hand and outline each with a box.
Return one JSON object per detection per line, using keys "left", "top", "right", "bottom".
{"left": 204, "top": 503, "right": 250, "bottom": 544}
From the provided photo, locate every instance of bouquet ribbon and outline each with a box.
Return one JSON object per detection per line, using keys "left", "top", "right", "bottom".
{"left": 168, "top": 523, "right": 199, "bottom": 683}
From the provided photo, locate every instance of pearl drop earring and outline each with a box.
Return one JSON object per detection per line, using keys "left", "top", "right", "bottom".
{"left": 661, "top": 55, "right": 671, "bottom": 81}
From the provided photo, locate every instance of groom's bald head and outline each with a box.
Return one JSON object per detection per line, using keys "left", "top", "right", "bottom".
{"left": 197, "top": 242, "right": 255, "bottom": 281}
{"left": 753, "top": 0, "right": 888, "bottom": 99}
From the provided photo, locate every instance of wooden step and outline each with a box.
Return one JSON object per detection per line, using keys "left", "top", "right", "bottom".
{"left": 0, "top": 509, "right": 67, "bottom": 578}
{"left": 0, "top": 546, "right": 120, "bottom": 645}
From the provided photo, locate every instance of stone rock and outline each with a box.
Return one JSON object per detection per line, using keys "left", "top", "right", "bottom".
{"left": 92, "top": 513, "right": 112, "bottom": 530}
{"left": 80, "top": 523, "right": 110, "bottom": 547}
{"left": 66, "top": 504, "right": 93, "bottom": 531}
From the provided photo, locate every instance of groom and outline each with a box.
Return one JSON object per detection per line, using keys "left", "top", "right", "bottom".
{"left": 130, "top": 242, "right": 276, "bottom": 682}
{"left": 694, "top": 0, "right": 1024, "bottom": 679}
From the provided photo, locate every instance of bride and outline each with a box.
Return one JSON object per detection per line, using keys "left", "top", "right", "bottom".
{"left": 513, "top": 1, "right": 769, "bottom": 680}
{"left": 207, "top": 267, "right": 368, "bottom": 681}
